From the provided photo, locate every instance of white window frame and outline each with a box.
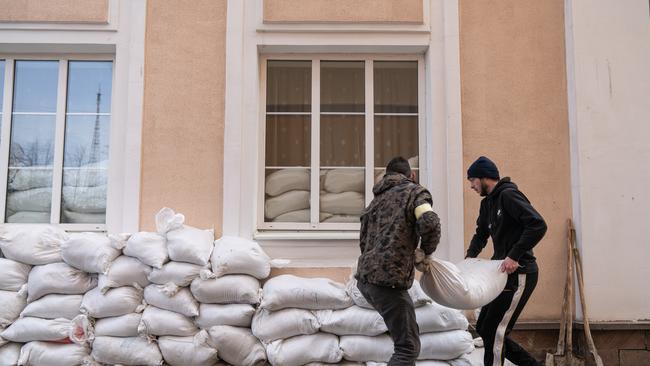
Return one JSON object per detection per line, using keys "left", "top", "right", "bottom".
{"left": 0, "top": 55, "right": 115, "bottom": 231}
{"left": 258, "top": 54, "right": 426, "bottom": 232}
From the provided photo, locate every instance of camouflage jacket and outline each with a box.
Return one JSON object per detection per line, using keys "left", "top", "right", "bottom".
{"left": 355, "top": 173, "right": 441, "bottom": 289}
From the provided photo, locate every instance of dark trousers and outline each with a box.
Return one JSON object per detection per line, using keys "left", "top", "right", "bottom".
{"left": 476, "top": 271, "right": 541, "bottom": 366}
{"left": 357, "top": 279, "right": 420, "bottom": 366}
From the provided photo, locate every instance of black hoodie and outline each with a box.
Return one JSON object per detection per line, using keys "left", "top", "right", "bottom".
{"left": 466, "top": 177, "right": 547, "bottom": 273}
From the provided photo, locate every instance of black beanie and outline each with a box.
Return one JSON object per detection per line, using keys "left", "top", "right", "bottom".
{"left": 467, "top": 156, "right": 500, "bottom": 179}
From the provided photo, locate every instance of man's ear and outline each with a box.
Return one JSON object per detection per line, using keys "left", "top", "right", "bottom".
{"left": 410, "top": 171, "right": 417, "bottom": 181}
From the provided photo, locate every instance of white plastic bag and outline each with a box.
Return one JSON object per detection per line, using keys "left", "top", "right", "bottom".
{"left": 0, "top": 290, "right": 27, "bottom": 327}
{"left": 0, "top": 343, "right": 21, "bottom": 366}
{"left": 266, "top": 333, "right": 342, "bottom": 366}
{"left": 260, "top": 275, "right": 353, "bottom": 311}
{"left": 61, "top": 232, "right": 123, "bottom": 274}
{"left": 158, "top": 330, "right": 219, "bottom": 366}
{"left": 80, "top": 286, "right": 144, "bottom": 318}
{"left": 99, "top": 256, "right": 152, "bottom": 293}
{"left": 138, "top": 306, "right": 197, "bottom": 336}
{"left": 190, "top": 275, "right": 260, "bottom": 304}
{"left": 0, "top": 258, "right": 31, "bottom": 291}
{"left": 316, "top": 306, "right": 387, "bottom": 336}
{"left": 144, "top": 284, "right": 199, "bottom": 317}
{"left": 206, "top": 325, "right": 266, "bottom": 366}
{"left": 166, "top": 226, "right": 214, "bottom": 266}
{"left": 196, "top": 303, "right": 255, "bottom": 328}
{"left": 154, "top": 207, "right": 185, "bottom": 234}
{"left": 122, "top": 231, "right": 168, "bottom": 269}
{"left": 148, "top": 261, "right": 204, "bottom": 286}
{"left": 94, "top": 313, "right": 142, "bottom": 337}
{"left": 0, "top": 225, "right": 67, "bottom": 265}
{"left": 251, "top": 308, "right": 320, "bottom": 343}
{"left": 418, "top": 255, "right": 507, "bottom": 310}
{"left": 26, "top": 262, "right": 97, "bottom": 302}
{"left": 20, "top": 294, "right": 82, "bottom": 320}
{"left": 18, "top": 341, "right": 92, "bottom": 366}
{"left": 91, "top": 336, "right": 163, "bottom": 366}
{"left": 415, "top": 302, "right": 469, "bottom": 333}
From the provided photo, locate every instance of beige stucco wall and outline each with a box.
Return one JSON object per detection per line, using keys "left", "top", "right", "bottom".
{"left": 140, "top": 0, "right": 226, "bottom": 232}
{"left": 568, "top": 0, "right": 650, "bottom": 321}
{"left": 459, "top": 0, "right": 571, "bottom": 321}
{"left": 263, "top": 0, "right": 423, "bottom": 23}
{"left": 0, "top": 0, "right": 108, "bottom": 23}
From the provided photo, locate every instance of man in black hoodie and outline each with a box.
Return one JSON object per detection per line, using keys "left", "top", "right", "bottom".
{"left": 466, "top": 156, "right": 546, "bottom": 366}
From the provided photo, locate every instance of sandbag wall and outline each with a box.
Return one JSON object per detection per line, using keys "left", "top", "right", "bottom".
{"left": 0, "top": 206, "right": 477, "bottom": 366}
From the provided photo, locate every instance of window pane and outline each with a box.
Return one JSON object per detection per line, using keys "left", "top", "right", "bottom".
{"left": 6, "top": 115, "right": 56, "bottom": 223}
{"left": 320, "top": 115, "right": 364, "bottom": 167}
{"left": 374, "top": 61, "right": 418, "bottom": 114}
{"left": 61, "top": 116, "right": 109, "bottom": 224}
{"left": 67, "top": 61, "right": 113, "bottom": 113}
{"left": 374, "top": 115, "right": 418, "bottom": 167}
{"left": 321, "top": 61, "right": 364, "bottom": 113}
{"left": 266, "top": 60, "right": 311, "bottom": 113}
{"left": 0, "top": 60, "right": 5, "bottom": 112}
{"left": 320, "top": 168, "right": 364, "bottom": 223}
{"left": 265, "top": 115, "right": 311, "bottom": 167}
{"left": 265, "top": 168, "right": 310, "bottom": 222}
{"left": 13, "top": 61, "right": 58, "bottom": 113}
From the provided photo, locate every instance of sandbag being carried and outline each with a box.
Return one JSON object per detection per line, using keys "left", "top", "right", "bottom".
{"left": 20, "top": 294, "right": 82, "bottom": 320}
{"left": 26, "top": 262, "right": 97, "bottom": 302}
{"left": 138, "top": 306, "right": 197, "bottom": 337}
{"left": 190, "top": 275, "right": 260, "bottom": 305}
{"left": 196, "top": 303, "right": 255, "bottom": 328}
{"left": 0, "top": 225, "right": 67, "bottom": 265}
{"left": 211, "top": 236, "right": 278, "bottom": 279}
{"left": 91, "top": 336, "right": 163, "bottom": 366}
{"left": 61, "top": 232, "right": 122, "bottom": 274}
{"left": 148, "top": 261, "right": 203, "bottom": 286}
{"left": 260, "top": 275, "right": 353, "bottom": 311}
{"left": 265, "top": 169, "right": 310, "bottom": 197}
{"left": 100, "top": 255, "right": 151, "bottom": 293}
{"left": 80, "top": 286, "right": 144, "bottom": 318}
{"left": 144, "top": 284, "right": 199, "bottom": 317}
{"left": 122, "top": 231, "right": 168, "bottom": 269}
{"left": 0, "top": 343, "right": 20, "bottom": 366}
{"left": 251, "top": 308, "right": 320, "bottom": 343}
{"left": 206, "top": 325, "right": 266, "bottom": 366}
{"left": 266, "top": 333, "right": 343, "bottom": 366}
{"left": 415, "top": 302, "right": 469, "bottom": 333}
{"left": 316, "top": 306, "right": 387, "bottom": 336}
{"left": 94, "top": 313, "right": 142, "bottom": 337}
{"left": 17, "top": 341, "right": 92, "bottom": 366}
{"left": 265, "top": 190, "right": 310, "bottom": 219}
{"left": 0, "top": 258, "right": 31, "bottom": 291}
{"left": 158, "top": 330, "right": 219, "bottom": 366}
{"left": 0, "top": 290, "right": 27, "bottom": 328}
{"left": 416, "top": 252, "right": 507, "bottom": 310}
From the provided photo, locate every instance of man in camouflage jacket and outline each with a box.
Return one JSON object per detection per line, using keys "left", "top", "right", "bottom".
{"left": 356, "top": 156, "right": 441, "bottom": 366}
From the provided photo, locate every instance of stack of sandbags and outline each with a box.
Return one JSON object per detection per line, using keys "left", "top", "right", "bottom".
{"left": 61, "top": 163, "right": 108, "bottom": 223}
{"left": 256, "top": 274, "right": 352, "bottom": 366}
{"left": 264, "top": 169, "right": 311, "bottom": 222}
{"left": 4, "top": 169, "right": 53, "bottom": 223}
{"left": 320, "top": 169, "right": 364, "bottom": 223}
{"left": 340, "top": 278, "right": 475, "bottom": 364}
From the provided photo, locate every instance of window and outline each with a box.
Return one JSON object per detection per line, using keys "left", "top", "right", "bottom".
{"left": 260, "top": 56, "right": 421, "bottom": 231}
{"left": 0, "top": 59, "right": 113, "bottom": 225}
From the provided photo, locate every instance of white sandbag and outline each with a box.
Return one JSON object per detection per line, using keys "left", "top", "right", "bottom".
{"left": 323, "top": 169, "right": 364, "bottom": 193}
{"left": 94, "top": 313, "right": 142, "bottom": 337}
{"left": 347, "top": 278, "right": 431, "bottom": 309}
{"left": 8, "top": 169, "right": 52, "bottom": 191}
{"left": 322, "top": 214, "right": 361, "bottom": 223}
{"left": 6, "top": 211, "right": 50, "bottom": 223}
{"left": 266, "top": 333, "right": 342, "bottom": 366}
{"left": 62, "top": 185, "right": 106, "bottom": 213}
{"left": 316, "top": 306, "right": 386, "bottom": 336}
{"left": 417, "top": 254, "right": 507, "bottom": 310}
{"left": 61, "top": 210, "right": 105, "bottom": 224}
{"left": 265, "top": 169, "right": 310, "bottom": 196}
{"left": 6, "top": 188, "right": 52, "bottom": 213}
{"left": 91, "top": 336, "right": 163, "bottom": 366}
{"left": 211, "top": 236, "right": 276, "bottom": 279}
{"left": 0, "top": 258, "right": 31, "bottom": 291}
{"left": 80, "top": 286, "right": 144, "bottom": 318}
{"left": 272, "top": 209, "right": 333, "bottom": 222}
{"left": 20, "top": 294, "right": 82, "bottom": 320}
{"left": 158, "top": 330, "right": 219, "bottom": 366}
{"left": 148, "top": 261, "right": 203, "bottom": 286}
{"left": 1, "top": 317, "right": 72, "bottom": 343}
{"left": 251, "top": 308, "right": 320, "bottom": 343}
{"left": 265, "top": 190, "right": 310, "bottom": 219}
{"left": 61, "top": 232, "right": 122, "bottom": 274}
{"left": 122, "top": 231, "right": 168, "bottom": 269}
{"left": 190, "top": 275, "right": 260, "bottom": 305}
{"left": 26, "top": 262, "right": 97, "bottom": 302}
{"left": 144, "top": 284, "right": 199, "bottom": 317}
{"left": 0, "top": 343, "right": 20, "bottom": 366}
{"left": 260, "top": 275, "right": 353, "bottom": 311}
{"left": 196, "top": 303, "right": 255, "bottom": 328}
{"left": 320, "top": 191, "right": 364, "bottom": 215}
{"left": 0, "top": 290, "right": 27, "bottom": 328}
{"left": 63, "top": 166, "right": 107, "bottom": 188}
{"left": 166, "top": 226, "right": 214, "bottom": 266}
{"left": 100, "top": 255, "right": 151, "bottom": 293}
{"left": 206, "top": 325, "right": 266, "bottom": 366}
{"left": 17, "top": 341, "right": 91, "bottom": 366}
{"left": 416, "top": 302, "right": 469, "bottom": 333}
{"left": 0, "top": 225, "right": 67, "bottom": 265}
{"left": 138, "top": 306, "right": 197, "bottom": 336}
